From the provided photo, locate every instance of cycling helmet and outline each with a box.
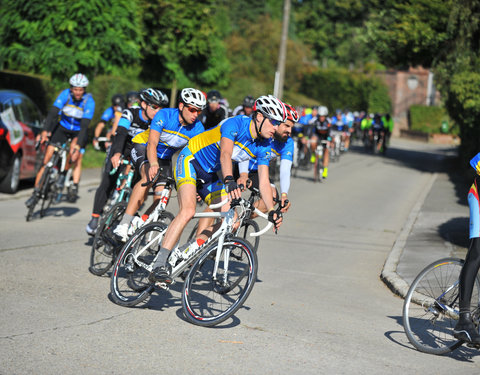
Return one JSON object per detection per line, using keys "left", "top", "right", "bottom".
{"left": 284, "top": 103, "right": 299, "bottom": 123}
{"left": 111, "top": 94, "right": 125, "bottom": 107}
{"left": 207, "top": 90, "right": 222, "bottom": 103}
{"left": 180, "top": 88, "right": 206, "bottom": 110}
{"left": 253, "top": 95, "right": 287, "bottom": 122}
{"left": 139, "top": 88, "right": 168, "bottom": 107}
{"left": 69, "top": 73, "right": 89, "bottom": 88}
{"left": 318, "top": 106, "right": 328, "bottom": 117}
{"left": 243, "top": 95, "right": 255, "bottom": 108}
{"left": 126, "top": 91, "right": 139, "bottom": 104}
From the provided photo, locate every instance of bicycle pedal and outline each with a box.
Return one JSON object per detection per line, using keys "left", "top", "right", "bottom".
{"left": 155, "top": 282, "right": 170, "bottom": 290}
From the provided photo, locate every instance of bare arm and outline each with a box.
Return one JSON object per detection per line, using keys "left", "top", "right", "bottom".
{"left": 147, "top": 128, "right": 161, "bottom": 180}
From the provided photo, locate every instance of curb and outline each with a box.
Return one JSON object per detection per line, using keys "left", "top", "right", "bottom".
{"left": 380, "top": 172, "right": 438, "bottom": 298}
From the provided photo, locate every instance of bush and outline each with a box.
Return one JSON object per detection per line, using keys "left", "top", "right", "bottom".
{"left": 409, "top": 105, "right": 455, "bottom": 134}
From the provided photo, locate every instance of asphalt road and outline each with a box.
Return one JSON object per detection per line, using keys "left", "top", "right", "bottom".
{"left": 1, "top": 138, "right": 478, "bottom": 374}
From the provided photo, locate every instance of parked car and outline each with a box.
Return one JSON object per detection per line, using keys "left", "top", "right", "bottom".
{"left": 0, "top": 90, "right": 45, "bottom": 193}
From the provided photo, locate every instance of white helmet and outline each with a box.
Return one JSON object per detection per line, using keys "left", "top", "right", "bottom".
{"left": 254, "top": 95, "right": 287, "bottom": 122}
{"left": 69, "top": 73, "right": 89, "bottom": 88}
{"left": 139, "top": 88, "right": 168, "bottom": 107}
{"left": 318, "top": 106, "right": 328, "bottom": 117}
{"left": 180, "top": 88, "right": 206, "bottom": 110}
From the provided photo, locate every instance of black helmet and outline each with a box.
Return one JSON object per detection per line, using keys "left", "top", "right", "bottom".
{"left": 207, "top": 90, "right": 222, "bottom": 103}
{"left": 139, "top": 88, "right": 169, "bottom": 107}
{"left": 111, "top": 94, "right": 125, "bottom": 107}
{"left": 243, "top": 95, "right": 255, "bottom": 108}
{"left": 126, "top": 91, "right": 140, "bottom": 104}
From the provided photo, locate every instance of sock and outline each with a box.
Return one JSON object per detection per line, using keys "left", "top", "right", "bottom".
{"left": 153, "top": 247, "right": 171, "bottom": 268}
{"left": 119, "top": 213, "right": 133, "bottom": 226}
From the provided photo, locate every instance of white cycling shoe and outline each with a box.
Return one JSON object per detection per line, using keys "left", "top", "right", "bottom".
{"left": 113, "top": 223, "right": 130, "bottom": 242}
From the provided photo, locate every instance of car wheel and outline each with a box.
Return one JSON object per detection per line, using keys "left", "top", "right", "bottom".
{"left": 0, "top": 154, "right": 21, "bottom": 194}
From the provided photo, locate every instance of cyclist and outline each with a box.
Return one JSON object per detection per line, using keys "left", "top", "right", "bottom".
{"left": 382, "top": 113, "right": 394, "bottom": 154}
{"left": 310, "top": 106, "right": 331, "bottom": 179}
{"left": 148, "top": 95, "right": 286, "bottom": 283}
{"left": 238, "top": 102, "right": 297, "bottom": 212}
{"left": 85, "top": 88, "right": 164, "bottom": 235}
{"left": 126, "top": 91, "right": 140, "bottom": 108}
{"left": 25, "top": 73, "right": 95, "bottom": 208}
{"left": 92, "top": 94, "right": 125, "bottom": 151}
{"left": 232, "top": 95, "right": 255, "bottom": 117}
{"left": 199, "top": 90, "right": 228, "bottom": 130}
{"left": 452, "top": 153, "right": 480, "bottom": 345}
{"left": 112, "top": 88, "right": 206, "bottom": 241}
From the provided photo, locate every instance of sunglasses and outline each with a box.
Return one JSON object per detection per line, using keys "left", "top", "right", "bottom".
{"left": 149, "top": 104, "right": 160, "bottom": 110}
{"left": 185, "top": 106, "right": 202, "bottom": 114}
{"left": 268, "top": 117, "right": 281, "bottom": 126}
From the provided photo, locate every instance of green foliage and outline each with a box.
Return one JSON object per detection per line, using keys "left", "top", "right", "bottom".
{"left": 300, "top": 68, "right": 391, "bottom": 112}
{"left": 81, "top": 144, "right": 108, "bottom": 169}
{"left": 139, "top": 0, "right": 231, "bottom": 88}
{"left": 0, "top": 0, "right": 142, "bottom": 80}
{"left": 294, "top": 0, "right": 380, "bottom": 68}
{"left": 409, "top": 105, "right": 453, "bottom": 134}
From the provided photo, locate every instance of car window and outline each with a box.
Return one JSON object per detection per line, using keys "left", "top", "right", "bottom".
{"left": 11, "top": 97, "right": 24, "bottom": 123}
{"left": 21, "top": 97, "right": 43, "bottom": 129}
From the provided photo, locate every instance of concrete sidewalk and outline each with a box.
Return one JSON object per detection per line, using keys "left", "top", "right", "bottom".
{"left": 381, "top": 151, "right": 471, "bottom": 296}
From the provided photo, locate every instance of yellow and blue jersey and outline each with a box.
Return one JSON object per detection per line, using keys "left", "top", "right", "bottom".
{"left": 54, "top": 88, "right": 95, "bottom": 131}
{"left": 248, "top": 137, "right": 294, "bottom": 171}
{"left": 188, "top": 115, "right": 271, "bottom": 173}
{"left": 142, "top": 108, "right": 205, "bottom": 159}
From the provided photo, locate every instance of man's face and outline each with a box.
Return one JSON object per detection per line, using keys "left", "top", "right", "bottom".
{"left": 256, "top": 112, "right": 279, "bottom": 139}
{"left": 71, "top": 87, "right": 85, "bottom": 101}
{"left": 312, "top": 108, "right": 318, "bottom": 117}
{"left": 180, "top": 102, "right": 202, "bottom": 124}
{"left": 275, "top": 120, "right": 293, "bottom": 141}
{"left": 208, "top": 101, "right": 220, "bottom": 112}
{"left": 141, "top": 101, "right": 161, "bottom": 120}
{"left": 244, "top": 106, "right": 253, "bottom": 116}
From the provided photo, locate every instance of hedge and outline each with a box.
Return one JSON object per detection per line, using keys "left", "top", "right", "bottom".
{"left": 409, "top": 105, "right": 455, "bottom": 135}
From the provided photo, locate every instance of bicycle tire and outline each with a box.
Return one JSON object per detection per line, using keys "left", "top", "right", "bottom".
{"left": 234, "top": 219, "right": 260, "bottom": 252}
{"left": 39, "top": 170, "right": 56, "bottom": 217}
{"left": 402, "top": 257, "right": 480, "bottom": 354}
{"left": 182, "top": 236, "right": 258, "bottom": 327}
{"left": 26, "top": 194, "right": 38, "bottom": 222}
{"left": 110, "top": 222, "right": 168, "bottom": 307}
{"left": 89, "top": 202, "right": 128, "bottom": 276}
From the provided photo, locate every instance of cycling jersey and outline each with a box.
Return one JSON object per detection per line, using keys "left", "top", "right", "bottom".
{"left": 188, "top": 115, "right": 271, "bottom": 174}
{"left": 111, "top": 107, "right": 151, "bottom": 155}
{"left": 246, "top": 137, "right": 294, "bottom": 172}
{"left": 53, "top": 88, "right": 95, "bottom": 132}
{"left": 145, "top": 108, "right": 205, "bottom": 159}
{"left": 199, "top": 104, "right": 228, "bottom": 130}
{"left": 100, "top": 107, "right": 118, "bottom": 123}
{"left": 313, "top": 118, "right": 331, "bottom": 138}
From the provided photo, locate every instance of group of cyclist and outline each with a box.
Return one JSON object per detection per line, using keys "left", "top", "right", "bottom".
{"left": 26, "top": 73, "right": 300, "bottom": 285}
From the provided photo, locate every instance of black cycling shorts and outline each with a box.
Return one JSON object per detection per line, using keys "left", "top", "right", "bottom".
{"left": 50, "top": 126, "right": 78, "bottom": 146}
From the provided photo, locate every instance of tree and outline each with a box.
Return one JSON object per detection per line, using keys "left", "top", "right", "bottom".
{"left": 366, "top": 0, "right": 480, "bottom": 162}
{"left": 0, "top": 0, "right": 142, "bottom": 81}
{"left": 139, "top": 0, "right": 231, "bottom": 89}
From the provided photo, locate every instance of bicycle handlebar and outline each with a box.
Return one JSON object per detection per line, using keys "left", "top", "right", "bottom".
{"left": 209, "top": 198, "right": 229, "bottom": 209}
{"left": 109, "top": 159, "right": 130, "bottom": 175}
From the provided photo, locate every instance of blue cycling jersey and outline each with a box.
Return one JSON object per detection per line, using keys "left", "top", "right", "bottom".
{"left": 188, "top": 115, "right": 271, "bottom": 173}
{"left": 53, "top": 89, "right": 95, "bottom": 131}
{"left": 248, "top": 137, "right": 294, "bottom": 171}
{"left": 100, "top": 107, "right": 115, "bottom": 122}
{"left": 146, "top": 108, "right": 205, "bottom": 159}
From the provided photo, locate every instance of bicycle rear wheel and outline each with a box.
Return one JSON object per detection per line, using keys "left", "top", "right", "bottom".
{"left": 182, "top": 237, "right": 258, "bottom": 327}
{"left": 110, "top": 222, "right": 167, "bottom": 307}
{"left": 402, "top": 258, "right": 480, "bottom": 354}
{"left": 89, "top": 202, "right": 127, "bottom": 276}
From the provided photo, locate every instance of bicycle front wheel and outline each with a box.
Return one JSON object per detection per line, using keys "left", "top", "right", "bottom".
{"left": 110, "top": 222, "right": 167, "bottom": 307}
{"left": 89, "top": 202, "right": 127, "bottom": 276}
{"left": 182, "top": 237, "right": 258, "bottom": 327}
{"left": 40, "top": 177, "right": 56, "bottom": 217}
{"left": 402, "top": 257, "right": 479, "bottom": 355}
{"left": 235, "top": 219, "right": 260, "bottom": 252}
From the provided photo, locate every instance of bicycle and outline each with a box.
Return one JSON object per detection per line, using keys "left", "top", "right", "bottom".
{"left": 313, "top": 139, "right": 329, "bottom": 183}
{"left": 89, "top": 167, "right": 174, "bottom": 276}
{"left": 26, "top": 139, "right": 72, "bottom": 221}
{"left": 110, "top": 196, "right": 278, "bottom": 326}
{"left": 402, "top": 257, "right": 480, "bottom": 354}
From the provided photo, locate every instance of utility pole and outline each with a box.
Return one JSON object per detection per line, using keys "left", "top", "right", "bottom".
{"left": 274, "top": 0, "right": 291, "bottom": 100}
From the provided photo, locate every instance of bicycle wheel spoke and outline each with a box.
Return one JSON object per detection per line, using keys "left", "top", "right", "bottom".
{"left": 182, "top": 238, "right": 257, "bottom": 326}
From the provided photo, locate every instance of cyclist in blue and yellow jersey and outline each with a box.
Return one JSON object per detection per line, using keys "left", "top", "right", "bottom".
{"left": 148, "top": 95, "right": 287, "bottom": 283}
{"left": 238, "top": 102, "right": 297, "bottom": 213}
{"left": 92, "top": 94, "right": 125, "bottom": 151}
{"left": 112, "top": 88, "right": 206, "bottom": 241}
{"left": 26, "top": 73, "right": 95, "bottom": 208}
{"left": 453, "top": 153, "right": 480, "bottom": 346}
{"left": 85, "top": 88, "right": 164, "bottom": 236}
